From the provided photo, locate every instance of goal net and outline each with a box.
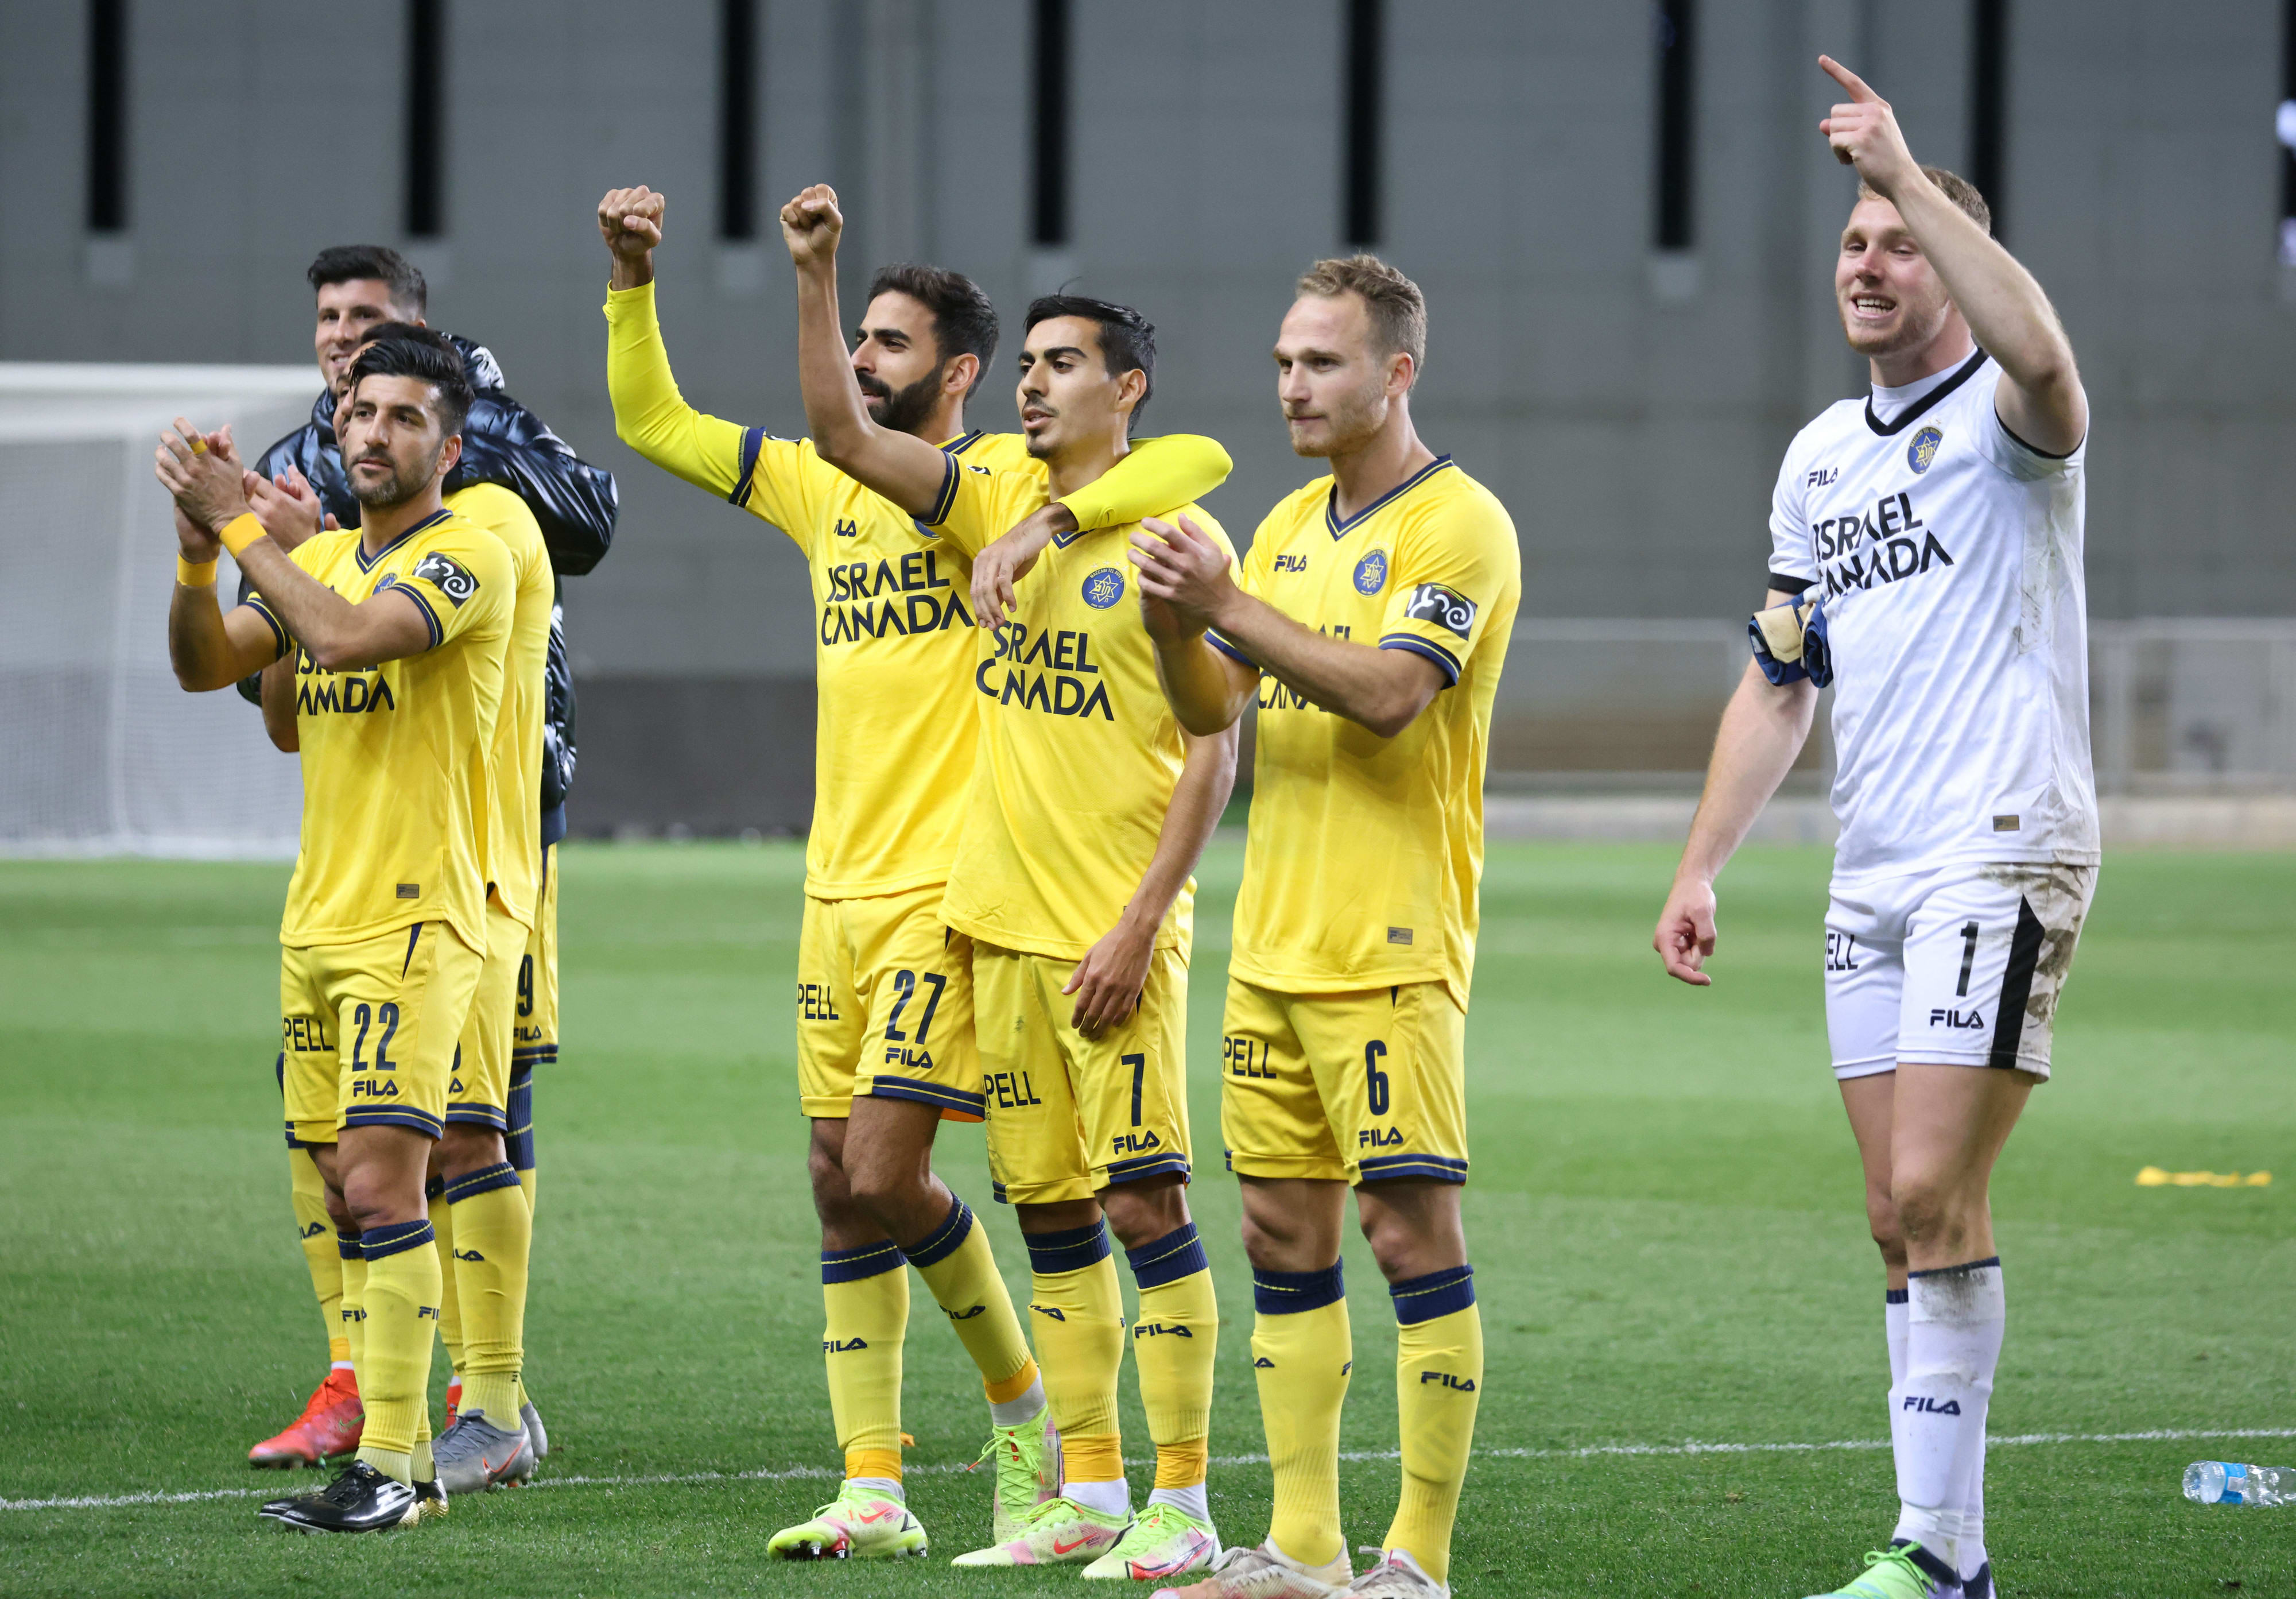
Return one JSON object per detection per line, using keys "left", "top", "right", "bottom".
{"left": 0, "top": 362, "right": 320, "bottom": 856}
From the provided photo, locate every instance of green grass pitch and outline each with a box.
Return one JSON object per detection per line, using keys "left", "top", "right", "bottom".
{"left": 2, "top": 841, "right": 2292, "bottom": 1597}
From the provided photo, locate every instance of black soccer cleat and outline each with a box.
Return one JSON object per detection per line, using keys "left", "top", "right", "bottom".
{"left": 1958, "top": 1561, "right": 1995, "bottom": 1599}
{"left": 258, "top": 1459, "right": 417, "bottom": 1534}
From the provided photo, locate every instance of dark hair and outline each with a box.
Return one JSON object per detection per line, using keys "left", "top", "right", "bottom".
{"left": 1024, "top": 295, "right": 1156, "bottom": 433}
{"left": 348, "top": 327, "right": 473, "bottom": 436}
{"left": 867, "top": 265, "right": 1000, "bottom": 397}
{"left": 307, "top": 245, "right": 428, "bottom": 315}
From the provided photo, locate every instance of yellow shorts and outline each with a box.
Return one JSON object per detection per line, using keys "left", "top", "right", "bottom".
{"left": 446, "top": 899, "right": 530, "bottom": 1130}
{"left": 1220, "top": 978, "right": 1469, "bottom": 1186}
{"left": 974, "top": 941, "right": 1191, "bottom": 1206}
{"left": 797, "top": 884, "right": 980, "bottom": 1121}
{"left": 280, "top": 920, "right": 485, "bottom": 1145}
{"left": 511, "top": 842, "right": 559, "bottom": 1072}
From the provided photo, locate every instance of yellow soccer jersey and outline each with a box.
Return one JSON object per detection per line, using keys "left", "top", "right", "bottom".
{"left": 243, "top": 509, "right": 515, "bottom": 954}
{"left": 925, "top": 460, "right": 1235, "bottom": 962}
{"left": 1211, "top": 456, "right": 1520, "bottom": 1005}
{"left": 444, "top": 483, "right": 552, "bottom": 931}
{"left": 603, "top": 280, "right": 1231, "bottom": 899}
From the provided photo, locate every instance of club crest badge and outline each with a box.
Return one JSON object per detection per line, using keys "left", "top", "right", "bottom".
{"left": 1908, "top": 426, "right": 1943, "bottom": 474}
{"left": 1353, "top": 549, "right": 1389, "bottom": 595}
{"left": 1081, "top": 567, "right": 1125, "bottom": 609}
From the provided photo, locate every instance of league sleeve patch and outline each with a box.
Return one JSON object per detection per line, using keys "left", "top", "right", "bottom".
{"left": 1401, "top": 582, "right": 1478, "bottom": 640}
{"left": 412, "top": 551, "right": 480, "bottom": 607}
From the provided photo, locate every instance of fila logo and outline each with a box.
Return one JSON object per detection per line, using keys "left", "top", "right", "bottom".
{"left": 1359, "top": 1127, "right": 1405, "bottom": 1148}
{"left": 1341, "top": 1360, "right": 1353, "bottom": 1376}
{"left": 1929, "top": 1009, "right": 1986, "bottom": 1029}
{"left": 1133, "top": 1322, "right": 1193, "bottom": 1340}
{"left": 823, "top": 1337, "right": 871, "bottom": 1353}
{"left": 1903, "top": 1395, "right": 1962, "bottom": 1415}
{"left": 417, "top": 1306, "right": 439, "bottom": 1321}
{"left": 1030, "top": 1304, "right": 1066, "bottom": 1322}
{"left": 1112, "top": 1130, "right": 1163, "bottom": 1155}
{"left": 944, "top": 1303, "right": 986, "bottom": 1321}
{"left": 453, "top": 1247, "right": 486, "bottom": 1262}
{"left": 1254, "top": 1356, "right": 1275, "bottom": 1369}
{"left": 1805, "top": 466, "right": 1840, "bottom": 487}
{"left": 300, "top": 1222, "right": 327, "bottom": 1240}
{"left": 1273, "top": 553, "right": 1309, "bottom": 573}
{"left": 1419, "top": 1371, "right": 1477, "bottom": 1392}
{"left": 342, "top": 1308, "right": 367, "bottom": 1323}
{"left": 835, "top": 517, "right": 860, "bottom": 538}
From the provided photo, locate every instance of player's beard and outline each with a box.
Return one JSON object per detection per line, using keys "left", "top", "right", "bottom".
{"left": 348, "top": 450, "right": 429, "bottom": 512}
{"left": 1287, "top": 367, "right": 1388, "bottom": 458}
{"left": 859, "top": 365, "right": 947, "bottom": 436}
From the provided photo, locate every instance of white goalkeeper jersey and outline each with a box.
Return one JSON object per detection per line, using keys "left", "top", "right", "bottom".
{"left": 1766, "top": 348, "right": 2098, "bottom": 888}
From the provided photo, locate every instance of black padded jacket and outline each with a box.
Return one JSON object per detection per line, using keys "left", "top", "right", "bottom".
{"left": 235, "top": 335, "right": 615, "bottom": 835}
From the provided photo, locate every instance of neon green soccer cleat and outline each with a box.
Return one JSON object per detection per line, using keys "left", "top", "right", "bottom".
{"left": 1803, "top": 1544, "right": 1953, "bottom": 1599}
{"left": 1084, "top": 1501, "right": 1220, "bottom": 1581}
{"left": 949, "top": 1494, "right": 1129, "bottom": 1567}
{"left": 765, "top": 1483, "right": 929, "bottom": 1560}
{"left": 979, "top": 1409, "right": 1060, "bottom": 1543}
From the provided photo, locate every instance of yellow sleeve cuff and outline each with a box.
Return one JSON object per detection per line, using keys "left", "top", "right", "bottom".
{"left": 218, "top": 513, "right": 268, "bottom": 559}
{"left": 1057, "top": 433, "right": 1234, "bottom": 532}
{"left": 176, "top": 555, "right": 218, "bottom": 587}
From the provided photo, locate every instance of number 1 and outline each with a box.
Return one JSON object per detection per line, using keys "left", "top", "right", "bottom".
{"left": 1124, "top": 1052, "right": 1146, "bottom": 1127}
{"left": 1956, "top": 922, "right": 1980, "bottom": 997}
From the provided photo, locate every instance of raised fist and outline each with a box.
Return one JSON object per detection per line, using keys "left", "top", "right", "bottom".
{"left": 779, "top": 184, "right": 843, "bottom": 273}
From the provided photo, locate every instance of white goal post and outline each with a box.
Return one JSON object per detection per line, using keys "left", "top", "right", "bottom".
{"left": 0, "top": 362, "right": 319, "bottom": 856}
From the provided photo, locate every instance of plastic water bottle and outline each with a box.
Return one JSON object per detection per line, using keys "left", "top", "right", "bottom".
{"left": 2185, "top": 1462, "right": 2293, "bottom": 1505}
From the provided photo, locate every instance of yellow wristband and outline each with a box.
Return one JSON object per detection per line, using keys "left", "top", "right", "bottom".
{"left": 218, "top": 512, "right": 268, "bottom": 559}
{"left": 176, "top": 555, "right": 219, "bottom": 587}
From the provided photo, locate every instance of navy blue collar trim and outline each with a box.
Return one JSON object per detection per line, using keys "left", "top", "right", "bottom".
{"left": 1326, "top": 455, "right": 1454, "bottom": 540}
{"left": 356, "top": 508, "right": 452, "bottom": 571}
{"left": 941, "top": 430, "right": 984, "bottom": 455}
{"left": 1864, "top": 350, "right": 1987, "bottom": 437}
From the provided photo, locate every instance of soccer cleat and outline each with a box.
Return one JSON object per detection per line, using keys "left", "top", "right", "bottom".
{"left": 431, "top": 1410, "right": 535, "bottom": 1495}
{"left": 258, "top": 1459, "right": 416, "bottom": 1534}
{"left": 249, "top": 1368, "right": 363, "bottom": 1468}
{"left": 1153, "top": 1540, "right": 1353, "bottom": 1598}
{"left": 1084, "top": 1501, "right": 1220, "bottom": 1580}
{"left": 766, "top": 1482, "right": 930, "bottom": 1559}
{"left": 978, "top": 1407, "right": 1061, "bottom": 1543}
{"left": 1958, "top": 1561, "right": 1995, "bottom": 1599}
{"left": 949, "top": 1494, "right": 1129, "bottom": 1567}
{"left": 398, "top": 1478, "right": 449, "bottom": 1526}
{"left": 520, "top": 1395, "right": 549, "bottom": 1461}
{"left": 1801, "top": 1544, "right": 1952, "bottom": 1599}
{"left": 1344, "top": 1548, "right": 1448, "bottom": 1598}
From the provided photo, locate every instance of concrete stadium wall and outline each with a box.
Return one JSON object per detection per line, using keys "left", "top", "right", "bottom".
{"left": 7, "top": 0, "right": 2293, "bottom": 832}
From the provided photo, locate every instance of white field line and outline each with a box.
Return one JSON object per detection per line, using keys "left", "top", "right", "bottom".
{"left": 6, "top": 1426, "right": 2294, "bottom": 1514}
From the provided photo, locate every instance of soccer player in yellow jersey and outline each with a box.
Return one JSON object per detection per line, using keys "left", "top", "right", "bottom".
{"left": 246, "top": 324, "right": 554, "bottom": 1495}
{"left": 1113, "top": 258, "right": 1522, "bottom": 1599}
{"left": 160, "top": 334, "right": 513, "bottom": 1534}
{"left": 781, "top": 183, "right": 1237, "bottom": 1582}
{"left": 596, "top": 184, "right": 1231, "bottom": 1561}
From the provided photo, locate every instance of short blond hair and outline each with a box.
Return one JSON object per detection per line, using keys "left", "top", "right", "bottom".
{"left": 1858, "top": 165, "right": 1991, "bottom": 235}
{"left": 1296, "top": 254, "right": 1426, "bottom": 373}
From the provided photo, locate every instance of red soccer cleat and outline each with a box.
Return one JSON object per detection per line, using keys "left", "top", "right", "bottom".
{"left": 249, "top": 1368, "right": 364, "bottom": 1469}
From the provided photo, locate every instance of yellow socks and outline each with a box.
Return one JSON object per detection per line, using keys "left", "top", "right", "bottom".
{"left": 821, "top": 1240, "right": 908, "bottom": 1484}
{"left": 1127, "top": 1224, "right": 1217, "bottom": 1512}
{"left": 289, "top": 1149, "right": 346, "bottom": 1362}
{"left": 444, "top": 1161, "right": 530, "bottom": 1422}
{"left": 902, "top": 1196, "right": 1037, "bottom": 1416}
{"left": 1025, "top": 1222, "right": 1126, "bottom": 1507}
{"left": 427, "top": 1176, "right": 463, "bottom": 1380}
{"left": 1384, "top": 1265, "right": 1483, "bottom": 1586}
{"left": 338, "top": 1234, "right": 367, "bottom": 1380}
{"left": 1251, "top": 1262, "right": 1353, "bottom": 1568}
{"left": 354, "top": 1219, "right": 442, "bottom": 1484}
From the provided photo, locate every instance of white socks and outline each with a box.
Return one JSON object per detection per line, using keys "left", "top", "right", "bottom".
{"left": 1149, "top": 1482, "right": 1209, "bottom": 1523}
{"left": 1065, "top": 1477, "right": 1130, "bottom": 1517}
{"left": 1890, "top": 1258, "right": 2004, "bottom": 1578}
{"left": 990, "top": 1375, "right": 1048, "bottom": 1430}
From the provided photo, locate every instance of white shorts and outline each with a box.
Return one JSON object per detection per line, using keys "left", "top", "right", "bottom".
{"left": 1824, "top": 860, "right": 2096, "bottom": 1083}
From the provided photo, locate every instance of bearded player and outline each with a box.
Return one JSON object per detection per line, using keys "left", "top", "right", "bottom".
{"left": 599, "top": 184, "right": 1229, "bottom": 1561}
{"left": 784, "top": 183, "right": 1238, "bottom": 1581}
{"left": 1654, "top": 59, "right": 2095, "bottom": 1599}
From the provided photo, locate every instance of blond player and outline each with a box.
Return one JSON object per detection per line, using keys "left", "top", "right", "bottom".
{"left": 1088, "top": 257, "right": 1520, "bottom": 1599}
{"left": 782, "top": 184, "right": 1238, "bottom": 1582}
{"left": 599, "top": 185, "right": 1230, "bottom": 1561}
{"left": 161, "top": 333, "right": 512, "bottom": 1533}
